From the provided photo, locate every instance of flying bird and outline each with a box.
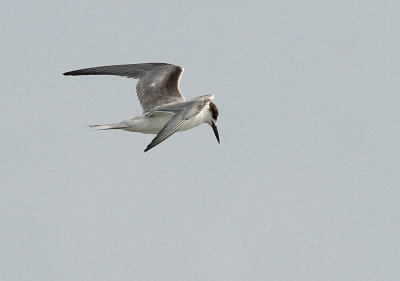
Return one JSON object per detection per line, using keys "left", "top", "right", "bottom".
{"left": 63, "top": 63, "right": 220, "bottom": 152}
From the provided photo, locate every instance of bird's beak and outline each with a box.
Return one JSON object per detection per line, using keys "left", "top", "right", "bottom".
{"left": 211, "top": 121, "right": 220, "bottom": 143}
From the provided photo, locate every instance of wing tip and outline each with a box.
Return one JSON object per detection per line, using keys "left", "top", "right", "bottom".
{"left": 63, "top": 71, "right": 78, "bottom": 76}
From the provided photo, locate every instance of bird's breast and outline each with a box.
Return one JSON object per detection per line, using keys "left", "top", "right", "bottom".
{"left": 178, "top": 108, "right": 209, "bottom": 132}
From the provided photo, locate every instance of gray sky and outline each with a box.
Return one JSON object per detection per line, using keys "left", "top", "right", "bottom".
{"left": 1, "top": 1, "right": 399, "bottom": 280}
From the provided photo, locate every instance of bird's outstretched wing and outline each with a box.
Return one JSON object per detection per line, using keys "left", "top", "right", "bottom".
{"left": 144, "top": 95, "right": 213, "bottom": 152}
{"left": 63, "top": 63, "right": 185, "bottom": 112}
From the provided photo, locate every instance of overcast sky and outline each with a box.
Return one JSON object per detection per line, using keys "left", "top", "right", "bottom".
{"left": 1, "top": 1, "right": 399, "bottom": 280}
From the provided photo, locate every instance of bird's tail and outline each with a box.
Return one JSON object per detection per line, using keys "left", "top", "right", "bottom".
{"left": 88, "top": 123, "right": 126, "bottom": 130}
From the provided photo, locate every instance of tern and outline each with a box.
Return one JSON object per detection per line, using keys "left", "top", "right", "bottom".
{"left": 63, "top": 63, "right": 220, "bottom": 152}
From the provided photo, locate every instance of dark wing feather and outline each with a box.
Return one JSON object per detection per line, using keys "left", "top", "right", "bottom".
{"left": 63, "top": 63, "right": 164, "bottom": 77}
{"left": 64, "top": 63, "right": 185, "bottom": 112}
{"left": 144, "top": 111, "right": 191, "bottom": 152}
{"left": 144, "top": 96, "right": 212, "bottom": 152}
{"left": 136, "top": 64, "right": 184, "bottom": 112}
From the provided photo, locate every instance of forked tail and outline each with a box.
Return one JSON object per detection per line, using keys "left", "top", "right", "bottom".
{"left": 88, "top": 123, "right": 126, "bottom": 130}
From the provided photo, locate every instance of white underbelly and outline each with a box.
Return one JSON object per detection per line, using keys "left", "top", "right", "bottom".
{"left": 178, "top": 115, "right": 204, "bottom": 132}
{"left": 122, "top": 109, "right": 207, "bottom": 134}
{"left": 122, "top": 114, "right": 171, "bottom": 134}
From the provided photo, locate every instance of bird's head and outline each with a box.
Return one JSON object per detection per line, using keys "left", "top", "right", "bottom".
{"left": 208, "top": 102, "right": 220, "bottom": 143}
